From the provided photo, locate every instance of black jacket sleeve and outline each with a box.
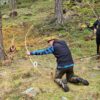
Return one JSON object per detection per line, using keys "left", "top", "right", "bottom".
{"left": 93, "top": 20, "right": 99, "bottom": 29}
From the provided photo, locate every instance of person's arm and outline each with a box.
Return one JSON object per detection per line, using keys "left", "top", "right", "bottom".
{"left": 93, "top": 28, "right": 97, "bottom": 34}
{"left": 93, "top": 20, "right": 98, "bottom": 29}
{"left": 90, "top": 20, "right": 98, "bottom": 38}
{"left": 90, "top": 28, "right": 96, "bottom": 38}
{"left": 29, "top": 46, "right": 54, "bottom": 55}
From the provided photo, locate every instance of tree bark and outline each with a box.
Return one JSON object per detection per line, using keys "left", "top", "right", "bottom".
{"left": 9, "top": 0, "right": 17, "bottom": 17}
{"left": 9, "top": 0, "right": 17, "bottom": 10}
{"left": 0, "top": 12, "right": 6, "bottom": 60}
{"left": 55, "top": 0, "right": 64, "bottom": 25}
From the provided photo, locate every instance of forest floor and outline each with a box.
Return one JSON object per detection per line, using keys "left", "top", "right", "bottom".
{"left": 0, "top": 0, "right": 100, "bottom": 100}
{"left": 0, "top": 25, "right": 100, "bottom": 100}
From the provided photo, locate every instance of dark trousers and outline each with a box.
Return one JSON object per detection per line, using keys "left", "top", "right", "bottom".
{"left": 96, "top": 38, "right": 100, "bottom": 55}
{"left": 54, "top": 67, "right": 85, "bottom": 84}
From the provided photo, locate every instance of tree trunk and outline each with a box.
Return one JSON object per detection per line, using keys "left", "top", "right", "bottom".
{"left": 9, "top": 0, "right": 17, "bottom": 11}
{"left": 0, "top": 12, "right": 6, "bottom": 60}
{"left": 55, "top": 0, "right": 64, "bottom": 25}
{"left": 9, "top": 0, "right": 17, "bottom": 17}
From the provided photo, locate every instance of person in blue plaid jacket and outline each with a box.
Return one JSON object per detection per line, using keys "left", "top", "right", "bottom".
{"left": 27, "top": 37, "right": 89, "bottom": 92}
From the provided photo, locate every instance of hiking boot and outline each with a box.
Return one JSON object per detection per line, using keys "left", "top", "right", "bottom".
{"left": 81, "top": 79, "right": 89, "bottom": 86}
{"left": 54, "top": 79, "right": 69, "bottom": 92}
{"left": 61, "top": 82, "right": 69, "bottom": 92}
{"left": 77, "top": 78, "right": 89, "bottom": 86}
{"left": 62, "top": 79, "right": 67, "bottom": 84}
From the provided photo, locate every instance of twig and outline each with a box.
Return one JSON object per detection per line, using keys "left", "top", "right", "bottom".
{"left": 75, "top": 54, "right": 99, "bottom": 61}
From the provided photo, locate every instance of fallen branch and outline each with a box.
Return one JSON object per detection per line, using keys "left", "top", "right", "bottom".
{"left": 75, "top": 54, "right": 99, "bottom": 61}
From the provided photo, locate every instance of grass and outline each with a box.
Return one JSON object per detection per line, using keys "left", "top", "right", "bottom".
{"left": 1, "top": 56, "right": 100, "bottom": 100}
{"left": 0, "top": 0, "right": 100, "bottom": 100}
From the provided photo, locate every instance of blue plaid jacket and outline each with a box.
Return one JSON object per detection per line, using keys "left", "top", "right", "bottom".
{"left": 30, "top": 40, "right": 74, "bottom": 69}
{"left": 30, "top": 46, "right": 54, "bottom": 55}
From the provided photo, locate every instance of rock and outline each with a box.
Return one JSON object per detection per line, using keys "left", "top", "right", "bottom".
{"left": 22, "top": 87, "right": 41, "bottom": 98}
{"left": 61, "top": 96, "right": 68, "bottom": 100}
{"left": 2, "top": 15, "right": 9, "bottom": 20}
{"left": 93, "top": 66, "right": 100, "bottom": 70}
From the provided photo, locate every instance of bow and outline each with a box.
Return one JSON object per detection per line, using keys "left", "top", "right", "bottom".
{"left": 24, "top": 24, "right": 54, "bottom": 79}
{"left": 24, "top": 25, "right": 48, "bottom": 77}
{"left": 24, "top": 24, "right": 37, "bottom": 68}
